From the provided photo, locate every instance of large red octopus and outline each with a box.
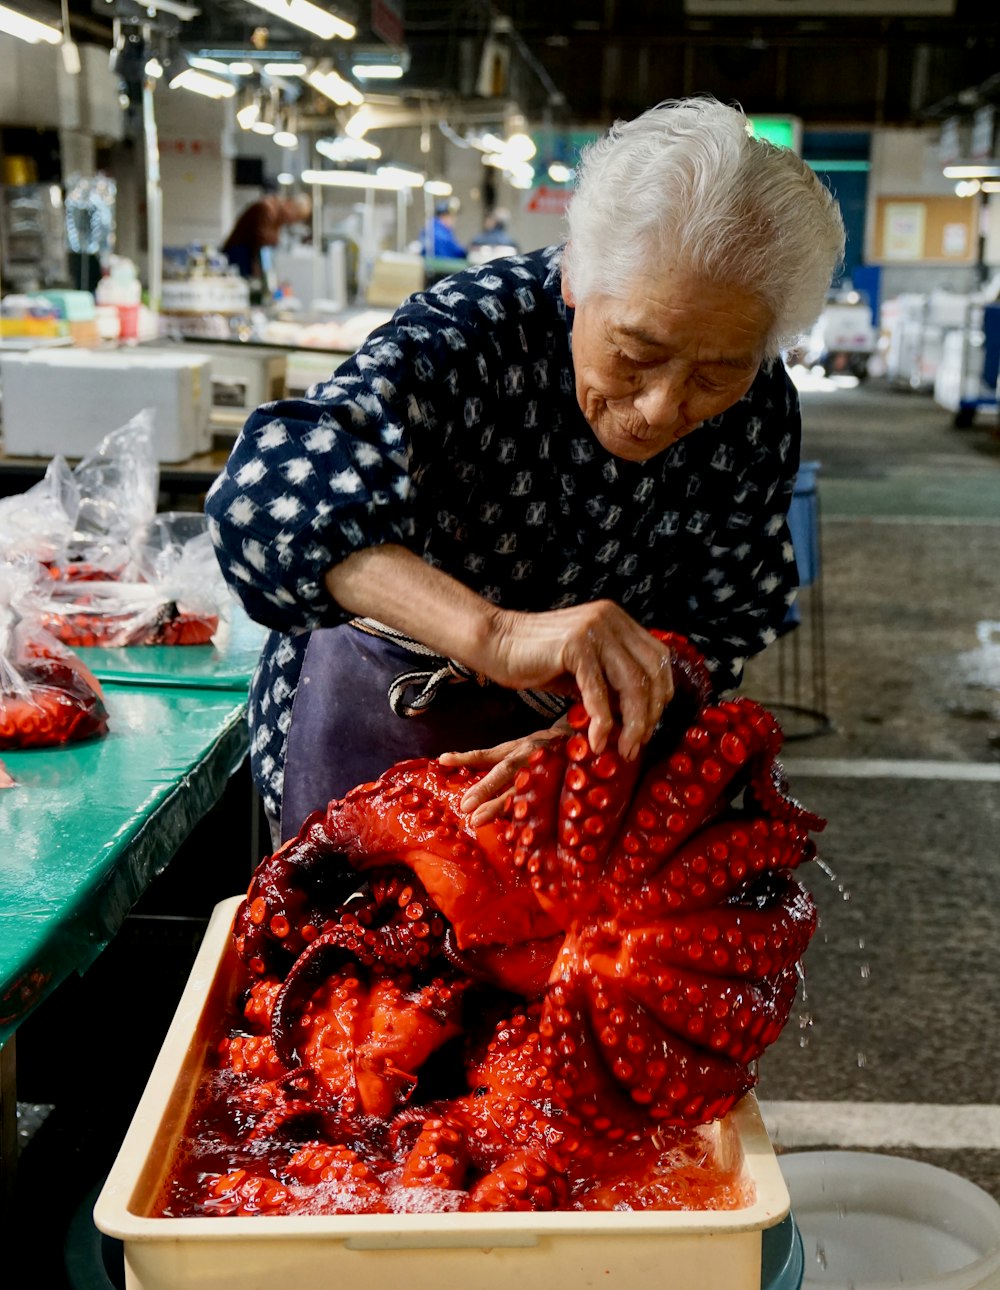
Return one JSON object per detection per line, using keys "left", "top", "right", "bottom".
{"left": 177, "top": 632, "right": 825, "bottom": 1215}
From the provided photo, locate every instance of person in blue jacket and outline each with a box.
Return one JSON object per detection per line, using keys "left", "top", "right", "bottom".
{"left": 417, "top": 199, "right": 467, "bottom": 259}
{"left": 205, "top": 96, "right": 845, "bottom": 849}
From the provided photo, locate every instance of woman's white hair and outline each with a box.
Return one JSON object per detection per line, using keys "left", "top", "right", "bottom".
{"left": 563, "top": 96, "right": 846, "bottom": 358}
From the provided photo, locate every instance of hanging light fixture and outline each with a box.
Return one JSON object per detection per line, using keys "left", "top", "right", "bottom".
{"left": 168, "top": 48, "right": 237, "bottom": 99}
{"left": 301, "top": 168, "right": 425, "bottom": 192}
{"left": 242, "top": 0, "right": 355, "bottom": 41}
{"left": 306, "top": 67, "right": 363, "bottom": 107}
{"left": 236, "top": 85, "right": 260, "bottom": 129}
{"left": 59, "top": 0, "right": 80, "bottom": 72}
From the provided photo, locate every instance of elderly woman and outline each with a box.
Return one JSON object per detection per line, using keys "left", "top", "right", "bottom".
{"left": 206, "top": 96, "right": 845, "bottom": 847}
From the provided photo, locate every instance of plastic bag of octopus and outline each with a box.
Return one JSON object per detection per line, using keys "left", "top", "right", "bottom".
{"left": 0, "top": 454, "right": 79, "bottom": 564}
{"left": 0, "top": 559, "right": 110, "bottom": 750}
{"left": 35, "top": 512, "right": 226, "bottom": 649}
{"left": 41, "top": 408, "right": 159, "bottom": 581}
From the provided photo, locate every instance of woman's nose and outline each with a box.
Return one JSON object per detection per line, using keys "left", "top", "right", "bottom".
{"left": 633, "top": 372, "right": 684, "bottom": 429}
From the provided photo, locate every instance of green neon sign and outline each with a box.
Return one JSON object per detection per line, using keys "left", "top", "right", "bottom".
{"left": 747, "top": 116, "right": 800, "bottom": 152}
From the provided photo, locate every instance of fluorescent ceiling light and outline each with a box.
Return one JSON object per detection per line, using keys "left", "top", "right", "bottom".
{"left": 0, "top": 3, "right": 61, "bottom": 44}
{"left": 547, "top": 162, "right": 573, "bottom": 183}
{"left": 344, "top": 105, "right": 374, "bottom": 137}
{"left": 189, "top": 56, "right": 234, "bottom": 75}
{"left": 352, "top": 63, "right": 403, "bottom": 80}
{"left": 943, "top": 164, "right": 1000, "bottom": 179}
{"left": 377, "top": 165, "right": 424, "bottom": 186}
{"left": 277, "top": 171, "right": 295, "bottom": 185}
{"left": 145, "top": 56, "right": 164, "bottom": 77}
{"left": 236, "top": 101, "right": 259, "bottom": 128}
{"left": 302, "top": 168, "right": 423, "bottom": 191}
{"left": 307, "top": 67, "right": 363, "bottom": 106}
{"left": 424, "top": 180, "right": 452, "bottom": 197}
{"left": 273, "top": 130, "right": 298, "bottom": 147}
{"left": 316, "top": 135, "right": 381, "bottom": 162}
{"left": 264, "top": 61, "right": 306, "bottom": 75}
{"left": 244, "top": 0, "right": 355, "bottom": 41}
{"left": 505, "top": 132, "right": 536, "bottom": 162}
{"left": 252, "top": 119, "right": 276, "bottom": 134}
{"left": 146, "top": 0, "right": 200, "bottom": 19}
{"left": 169, "top": 68, "right": 237, "bottom": 98}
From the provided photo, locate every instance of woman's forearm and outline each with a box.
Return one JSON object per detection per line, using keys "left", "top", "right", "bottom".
{"left": 324, "top": 544, "right": 501, "bottom": 672}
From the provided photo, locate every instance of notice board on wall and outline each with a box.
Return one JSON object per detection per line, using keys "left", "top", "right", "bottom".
{"left": 873, "top": 196, "right": 978, "bottom": 264}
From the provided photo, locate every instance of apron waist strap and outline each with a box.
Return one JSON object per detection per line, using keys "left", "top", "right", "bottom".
{"left": 350, "top": 617, "right": 568, "bottom": 721}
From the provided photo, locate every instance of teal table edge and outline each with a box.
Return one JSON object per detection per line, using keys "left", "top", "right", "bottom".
{"left": 71, "top": 603, "right": 268, "bottom": 693}
{"left": 0, "top": 687, "right": 249, "bottom": 1049}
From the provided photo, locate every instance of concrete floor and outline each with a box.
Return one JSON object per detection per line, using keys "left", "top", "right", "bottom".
{"left": 11, "top": 372, "right": 1000, "bottom": 1285}
{"left": 742, "top": 374, "right": 1000, "bottom": 1217}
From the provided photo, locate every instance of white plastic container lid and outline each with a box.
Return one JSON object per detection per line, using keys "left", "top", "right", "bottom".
{"left": 779, "top": 1150, "right": 1000, "bottom": 1289}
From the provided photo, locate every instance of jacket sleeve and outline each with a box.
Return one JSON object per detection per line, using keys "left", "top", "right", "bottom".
{"left": 205, "top": 309, "right": 469, "bottom": 634}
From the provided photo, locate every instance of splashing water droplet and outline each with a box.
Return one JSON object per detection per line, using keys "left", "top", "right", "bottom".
{"left": 816, "top": 1240, "right": 828, "bottom": 1270}
{"left": 857, "top": 1051, "right": 867, "bottom": 1068}
{"left": 859, "top": 962, "right": 870, "bottom": 981}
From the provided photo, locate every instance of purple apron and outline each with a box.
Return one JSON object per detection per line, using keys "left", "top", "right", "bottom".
{"left": 279, "top": 622, "right": 562, "bottom": 842}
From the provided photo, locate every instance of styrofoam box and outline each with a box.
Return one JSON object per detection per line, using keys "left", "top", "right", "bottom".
{"left": 94, "top": 896, "right": 792, "bottom": 1290}
{"left": 0, "top": 348, "right": 213, "bottom": 462}
{"left": 198, "top": 344, "right": 288, "bottom": 428}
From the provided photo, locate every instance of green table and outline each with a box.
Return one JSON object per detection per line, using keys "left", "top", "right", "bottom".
{"left": 0, "top": 684, "right": 249, "bottom": 1046}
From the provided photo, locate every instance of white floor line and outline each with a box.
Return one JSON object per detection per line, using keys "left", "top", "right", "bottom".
{"left": 759, "top": 1100, "right": 1000, "bottom": 1150}
{"left": 823, "top": 514, "right": 1000, "bottom": 527}
{"left": 781, "top": 758, "right": 1000, "bottom": 782}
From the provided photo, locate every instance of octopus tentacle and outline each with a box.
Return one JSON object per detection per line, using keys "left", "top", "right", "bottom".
{"left": 234, "top": 815, "right": 357, "bottom": 979}
{"left": 271, "top": 873, "right": 447, "bottom": 1066}
{"left": 590, "top": 958, "right": 803, "bottom": 1066}
{"left": 611, "top": 874, "right": 817, "bottom": 982}
{"left": 464, "top": 1148, "right": 571, "bottom": 1211}
{"left": 605, "top": 699, "right": 782, "bottom": 885}
{"left": 605, "top": 815, "right": 816, "bottom": 916}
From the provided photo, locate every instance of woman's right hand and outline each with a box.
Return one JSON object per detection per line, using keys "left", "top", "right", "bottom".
{"left": 485, "top": 601, "right": 675, "bottom": 763}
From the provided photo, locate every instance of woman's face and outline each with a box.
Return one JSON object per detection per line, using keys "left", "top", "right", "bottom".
{"left": 562, "top": 263, "right": 773, "bottom": 463}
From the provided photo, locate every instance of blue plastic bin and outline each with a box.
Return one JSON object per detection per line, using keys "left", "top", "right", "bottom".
{"left": 761, "top": 1211, "right": 805, "bottom": 1289}
{"left": 787, "top": 460, "right": 821, "bottom": 588}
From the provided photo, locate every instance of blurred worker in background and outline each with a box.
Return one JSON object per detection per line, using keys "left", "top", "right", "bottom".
{"left": 416, "top": 198, "right": 467, "bottom": 260}
{"left": 222, "top": 191, "right": 313, "bottom": 292}
{"left": 467, "top": 206, "right": 520, "bottom": 264}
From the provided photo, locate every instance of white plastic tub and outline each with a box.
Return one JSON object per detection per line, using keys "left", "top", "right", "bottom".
{"left": 94, "top": 896, "right": 793, "bottom": 1290}
{"left": 780, "top": 1150, "right": 1000, "bottom": 1289}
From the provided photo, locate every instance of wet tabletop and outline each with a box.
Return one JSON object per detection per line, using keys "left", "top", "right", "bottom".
{"left": 72, "top": 601, "right": 268, "bottom": 691}
{"left": 0, "top": 684, "right": 248, "bottom": 1045}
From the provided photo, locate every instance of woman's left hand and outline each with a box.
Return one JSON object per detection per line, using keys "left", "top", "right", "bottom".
{"left": 438, "top": 722, "right": 571, "bottom": 827}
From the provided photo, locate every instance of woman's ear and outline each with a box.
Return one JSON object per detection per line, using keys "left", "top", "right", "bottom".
{"left": 560, "top": 244, "right": 576, "bottom": 308}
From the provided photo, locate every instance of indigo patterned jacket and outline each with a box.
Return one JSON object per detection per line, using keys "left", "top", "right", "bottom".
{"left": 206, "top": 245, "right": 802, "bottom": 818}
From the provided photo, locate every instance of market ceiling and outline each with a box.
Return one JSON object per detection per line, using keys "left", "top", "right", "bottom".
{"left": 56, "top": 0, "right": 1000, "bottom": 129}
